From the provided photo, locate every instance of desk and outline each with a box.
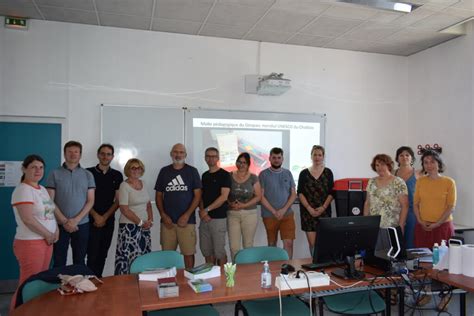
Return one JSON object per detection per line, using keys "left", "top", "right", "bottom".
{"left": 139, "top": 258, "right": 401, "bottom": 315}
{"left": 429, "top": 269, "right": 474, "bottom": 316}
{"left": 12, "top": 259, "right": 401, "bottom": 316}
{"left": 11, "top": 275, "right": 141, "bottom": 316}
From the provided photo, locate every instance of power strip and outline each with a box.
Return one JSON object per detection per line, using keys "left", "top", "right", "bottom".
{"left": 275, "top": 272, "right": 330, "bottom": 290}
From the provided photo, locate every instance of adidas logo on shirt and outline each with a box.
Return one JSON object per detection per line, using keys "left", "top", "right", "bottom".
{"left": 165, "top": 175, "right": 188, "bottom": 192}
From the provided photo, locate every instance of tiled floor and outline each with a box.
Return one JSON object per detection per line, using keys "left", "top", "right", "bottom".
{"left": 2, "top": 291, "right": 473, "bottom": 315}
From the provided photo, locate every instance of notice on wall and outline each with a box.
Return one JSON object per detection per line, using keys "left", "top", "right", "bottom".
{"left": 0, "top": 161, "right": 22, "bottom": 187}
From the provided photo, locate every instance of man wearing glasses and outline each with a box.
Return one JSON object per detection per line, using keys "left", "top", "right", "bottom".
{"left": 86, "top": 144, "right": 123, "bottom": 276}
{"left": 198, "top": 147, "right": 231, "bottom": 266}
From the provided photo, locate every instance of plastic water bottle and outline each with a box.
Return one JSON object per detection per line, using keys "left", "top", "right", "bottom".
{"left": 439, "top": 240, "right": 449, "bottom": 265}
{"left": 432, "top": 243, "right": 440, "bottom": 265}
{"left": 261, "top": 261, "right": 272, "bottom": 288}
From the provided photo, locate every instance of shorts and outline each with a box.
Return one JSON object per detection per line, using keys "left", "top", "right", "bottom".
{"left": 160, "top": 223, "right": 196, "bottom": 255}
{"left": 262, "top": 212, "right": 296, "bottom": 245}
{"left": 199, "top": 218, "right": 227, "bottom": 259}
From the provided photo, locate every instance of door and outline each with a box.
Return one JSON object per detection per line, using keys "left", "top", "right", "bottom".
{"left": 0, "top": 122, "right": 61, "bottom": 288}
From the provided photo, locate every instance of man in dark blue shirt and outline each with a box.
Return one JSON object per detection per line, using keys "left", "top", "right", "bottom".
{"left": 86, "top": 144, "right": 123, "bottom": 277}
{"left": 155, "top": 143, "right": 201, "bottom": 269}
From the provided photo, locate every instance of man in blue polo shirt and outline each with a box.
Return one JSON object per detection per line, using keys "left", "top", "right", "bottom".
{"left": 86, "top": 144, "right": 123, "bottom": 277}
{"left": 46, "top": 141, "right": 95, "bottom": 267}
{"left": 155, "top": 143, "right": 201, "bottom": 269}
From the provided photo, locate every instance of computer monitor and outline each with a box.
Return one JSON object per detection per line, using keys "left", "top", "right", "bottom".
{"left": 312, "top": 215, "right": 381, "bottom": 280}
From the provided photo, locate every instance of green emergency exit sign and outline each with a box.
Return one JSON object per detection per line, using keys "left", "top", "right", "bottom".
{"left": 5, "top": 17, "right": 28, "bottom": 30}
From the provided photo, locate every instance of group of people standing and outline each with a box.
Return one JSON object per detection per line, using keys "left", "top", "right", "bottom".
{"left": 364, "top": 147, "right": 456, "bottom": 251}
{"left": 10, "top": 140, "right": 456, "bottom": 311}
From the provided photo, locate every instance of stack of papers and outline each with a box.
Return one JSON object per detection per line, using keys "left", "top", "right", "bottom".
{"left": 184, "top": 263, "right": 221, "bottom": 280}
{"left": 138, "top": 267, "right": 177, "bottom": 281}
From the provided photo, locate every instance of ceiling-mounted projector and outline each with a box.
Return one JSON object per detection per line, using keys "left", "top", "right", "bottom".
{"left": 245, "top": 73, "right": 291, "bottom": 96}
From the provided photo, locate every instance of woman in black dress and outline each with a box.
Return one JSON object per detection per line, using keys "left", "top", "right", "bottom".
{"left": 297, "top": 145, "right": 334, "bottom": 255}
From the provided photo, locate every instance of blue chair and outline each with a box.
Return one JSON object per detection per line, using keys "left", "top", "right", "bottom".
{"left": 322, "top": 290, "right": 386, "bottom": 315}
{"left": 131, "top": 250, "right": 219, "bottom": 316}
{"left": 234, "top": 246, "right": 310, "bottom": 316}
{"left": 130, "top": 250, "right": 185, "bottom": 273}
{"left": 22, "top": 280, "right": 59, "bottom": 303}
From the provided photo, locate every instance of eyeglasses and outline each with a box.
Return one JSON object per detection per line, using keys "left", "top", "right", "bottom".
{"left": 236, "top": 161, "right": 248, "bottom": 165}
{"left": 99, "top": 152, "right": 113, "bottom": 157}
{"left": 130, "top": 166, "right": 142, "bottom": 170}
{"left": 205, "top": 155, "right": 218, "bottom": 158}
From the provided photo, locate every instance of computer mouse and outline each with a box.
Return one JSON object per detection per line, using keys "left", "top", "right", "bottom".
{"left": 281, "top": 263, "right": 295, "bottom": 274}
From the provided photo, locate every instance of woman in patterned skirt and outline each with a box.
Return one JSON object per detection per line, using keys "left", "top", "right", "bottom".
{"left": 114, "top": 158, "right": 153, "bottom": 275}
{"left": 297, "top": 145, "right": 334, "bottom": 255}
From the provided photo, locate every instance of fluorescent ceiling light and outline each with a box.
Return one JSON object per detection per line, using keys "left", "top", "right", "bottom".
{"left": 337, "top": 0, "right": 420, "bottom": 13}
{"left": 393, "top": 3, "right": 412, "bottom": 13}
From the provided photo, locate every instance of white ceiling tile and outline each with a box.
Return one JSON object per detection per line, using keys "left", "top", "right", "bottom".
{"left": 341, "top": 22, "right": 400, "bottom": 41}
{"left": 154, "top": 2, "right": 213, "bottom": 22}
{"left": 99, "top": 13, "right": 150, "bottom": 29}
{"left": 411, "top": 13, "right": 467, "bottom": 30}
{"left": 390, "top": 7, "right": 437, "bottom": 27}
{"left": 323, "top": 4, "right": 378, "bottom": 20}
{"left": 40, "top": 6, "right": 98, "bottom": 24}
{"left": 452, "top": 0, "right": 474, "bottom": 9}
{"left": 207, "top": 3, "right": 269, "bottom": 27}
{"left": 272, "top": 0, "right": 330, "bottom": 15}
{"left": 256, "top": 9, "right": 316, "bottom": 32}
{"left": 286, "top": 33, "right": 333, "bottom": 47}
{"left": 443, "top": 7, "right": 474, "bottom": 18}
{"left": 324, "top": 38, "right": 373, "bottom": 52}
{"left": 95, "top": 0, "right": 154, "bottom": 17}
{"left": 365, "top": 42, "right": 423, "bottom": 56}
{"left": 0, "top": 2, "right": 43, "bottom": 19}
{"left": 199, "top": 23, "right": 249, "bottom": 39}
{"left": 216, "top": 0, "right": 274, "bottom": 7}
{"left": 369, "top": 11, "right": 404, "bottom": 23}
{"left": 427, "top": 0, "right": 460, "bottom": 7}
{"left": 246, "top": 29, "right": 292, "bottom": 43}
{"left": 151, "top": 18, "right": 201, "bottom": 34}
{"left": 35, "top": 0, "right": 95, "bottom": 11}
{"left": 383, "top": 27, "right": 460, "bottom": 47}
{"left": 302, "top": 16, "right": 362, "bottom": 37}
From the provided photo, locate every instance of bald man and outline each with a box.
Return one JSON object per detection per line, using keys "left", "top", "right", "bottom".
{"left": 155, "top": 144, "right": 202, "bottom": 268}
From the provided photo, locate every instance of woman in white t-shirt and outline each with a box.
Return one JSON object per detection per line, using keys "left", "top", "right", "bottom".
{"left": 10, "top": 155, "right": 59, "bottom": 310}
{"left": 114, "top": 158, "right": 153, "bottom": 275}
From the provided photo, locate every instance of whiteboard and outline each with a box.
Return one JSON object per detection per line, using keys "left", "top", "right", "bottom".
{"left": 101, "top": 104, "right": 184, "bottom": 199}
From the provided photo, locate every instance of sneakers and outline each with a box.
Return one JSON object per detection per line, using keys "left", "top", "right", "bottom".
{"left": 415, "top": 294, "right": 431, "bottom": 306}
{"left": 437, "top": 295, "right": 450, "bottom": 312}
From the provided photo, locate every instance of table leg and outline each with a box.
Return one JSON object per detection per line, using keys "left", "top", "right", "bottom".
{"left": 385, "top": 288, "right": 391, "bottom": 316}
{"left": 398, "top": 286, "right": 404, "bottom": 315}
{"left": 460, "top": 292, "right": 466, "bottom": 316}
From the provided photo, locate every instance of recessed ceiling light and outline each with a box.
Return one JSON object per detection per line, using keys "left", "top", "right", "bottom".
{"left": 337, "top": 0, "right": 420, "bottom": 13}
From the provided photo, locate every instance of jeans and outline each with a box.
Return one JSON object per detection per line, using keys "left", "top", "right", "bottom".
{"left": 53, "top": 223, "right": 89, "bottom": 267}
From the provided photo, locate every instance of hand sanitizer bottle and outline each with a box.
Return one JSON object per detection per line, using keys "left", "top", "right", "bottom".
{"left": 438, "top": 240, "right": 449, "bottom": 266}
{"left": 261, "top": 261, "right": 272, "bottom": 288}
{"left": 432, "top": 243, "right": 440, "bottom": 265}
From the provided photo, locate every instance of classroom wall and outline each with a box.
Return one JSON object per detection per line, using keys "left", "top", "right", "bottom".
{"left": 1, "top": 19, "right": 470, "bottom": 275}
{"left": 406, "top": 24, "right": 474, "bottom": 226}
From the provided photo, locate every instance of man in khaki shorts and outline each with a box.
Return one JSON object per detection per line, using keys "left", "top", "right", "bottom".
{"left": 155, "top": 143, "right": 202, "bottom": 268}
{"left": 259, "top": 147, "right": 297, "bottom": 258}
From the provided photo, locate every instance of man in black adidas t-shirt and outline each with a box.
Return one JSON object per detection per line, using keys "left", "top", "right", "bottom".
{"left": 199, "top": 147, "right": 231, "bottom": 266}
{"left": 155, "top": 143, "right": 201, "bottom": 269}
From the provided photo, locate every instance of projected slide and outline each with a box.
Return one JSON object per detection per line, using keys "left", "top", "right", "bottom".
{"left": 190, "top": 117, "right": 321, "bottom": 183}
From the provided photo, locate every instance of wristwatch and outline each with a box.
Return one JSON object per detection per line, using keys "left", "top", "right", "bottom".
{"left": 138, "top": 219, "right": 143, "bottom": 227}
{"left": 206, "top": 208, "right": 210, "bottom": 213}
